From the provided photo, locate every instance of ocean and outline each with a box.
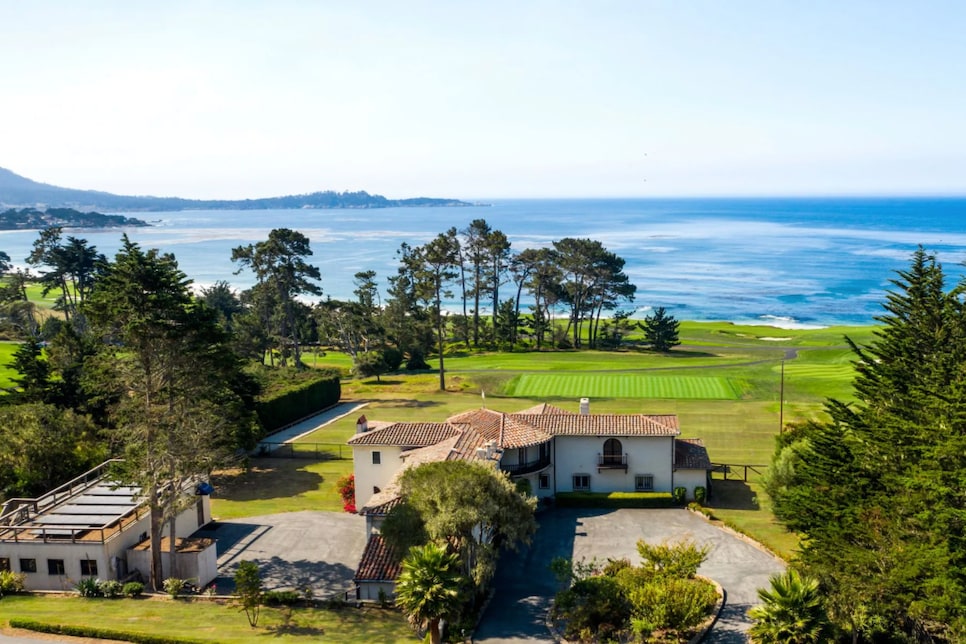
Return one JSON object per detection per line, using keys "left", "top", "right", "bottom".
{"left": 2, "top": 197, "right": 964, "bottom": 327}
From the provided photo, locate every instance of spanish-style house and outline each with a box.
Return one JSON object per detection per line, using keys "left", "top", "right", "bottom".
{"left": 0, "top": 460, "right": 217, "bottom": 591}
{"left": 347, "top": 399, "right": 712, "bottom": 600}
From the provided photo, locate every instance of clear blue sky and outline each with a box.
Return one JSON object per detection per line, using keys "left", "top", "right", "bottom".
{"left": 2, "top": 1, "right": 964, "bottom": 199}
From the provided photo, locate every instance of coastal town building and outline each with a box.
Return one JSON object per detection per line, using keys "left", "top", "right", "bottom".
{"left": 0, "top": 460, "right": 216, "bottom": 591}
{"left": 348, "top": 399, "right": 712, "bottom": 599}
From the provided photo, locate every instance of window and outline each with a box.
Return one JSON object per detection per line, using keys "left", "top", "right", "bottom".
{"left": 538, "top": 474, "right": 550, "bottom": 490}
{"left": 80, "top": 559, "right": 98, "bottom": 576}
{"left": 20, "top": 558, "right": 36, "bottom": 573}
{"left": 635, "top": 474, "right": 654, "bottom": 492}
{"left": 573, "top": 474, "right": 590, "bottom": 491}
{"left": 602, "top": 438, "right": 623, "bottom": 464}
{"left": 372, "top": 451, "right": 381, "bottom": 465}
{"left": 47, "top": 559, "right": 65, "bottom": 575}
{"left": 0, "top": 557, "right": 9, "bottom": 572}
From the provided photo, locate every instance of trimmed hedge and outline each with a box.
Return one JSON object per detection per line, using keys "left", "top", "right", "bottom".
{"left": 255, "top": 370, "right": 341, "bottom": 433}
{"left": 8, "top": 618, "right": 208, "bottom": 644}
{"left": 555, "top": 492, "right": 677, "bottom": 509}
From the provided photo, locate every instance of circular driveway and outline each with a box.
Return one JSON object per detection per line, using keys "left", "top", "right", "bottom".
{"left": 473, "top": 508, "right": 785, "bottom": 643}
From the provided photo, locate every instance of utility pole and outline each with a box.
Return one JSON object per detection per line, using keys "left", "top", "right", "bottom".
{"left": 779, "top": 360, "right": 785, "bottom": 434}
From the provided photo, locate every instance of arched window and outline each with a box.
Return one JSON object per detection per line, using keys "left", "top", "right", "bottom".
{"left": 602, "top": 438, "right": 623, "bottom": 465}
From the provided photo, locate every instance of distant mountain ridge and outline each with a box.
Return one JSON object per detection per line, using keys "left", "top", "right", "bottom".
{"left": 0, "top": 167, "right": 475, "bottom": 211}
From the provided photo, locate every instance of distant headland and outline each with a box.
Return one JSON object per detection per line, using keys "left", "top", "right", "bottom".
{"left": 0, "top": 207, "right": 148, "bottom": 230}
{"left": 0, "top": 166, "right": 479, "bottom": 212}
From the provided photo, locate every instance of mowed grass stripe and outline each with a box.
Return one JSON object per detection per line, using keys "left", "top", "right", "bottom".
{"left": 510, "top": 374, "right": 740, "bottom": 399}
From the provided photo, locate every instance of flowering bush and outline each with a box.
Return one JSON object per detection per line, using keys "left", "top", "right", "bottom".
{"left": 336, "top": 473, "right": 355, "bottom": 512}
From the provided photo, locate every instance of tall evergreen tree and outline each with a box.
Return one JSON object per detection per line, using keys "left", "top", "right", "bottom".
{"left": 85, "top": 236, "right": 256, "bottom": 589}
{"left": 767, "top": 247, "right": 966, "bottom": 641}
{"left": 231, "top": 228, "right": 322, "bottom": 367}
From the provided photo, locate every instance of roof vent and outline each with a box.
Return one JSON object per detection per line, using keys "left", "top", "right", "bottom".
{"left": 475, "top": 447, "right": 489, "bottom": 460}
{"left": 580, "top": 398, "right": 590, "bottom": 415}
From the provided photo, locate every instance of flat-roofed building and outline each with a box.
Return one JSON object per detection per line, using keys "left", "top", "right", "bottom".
{"left": 0, "top": 460, "right": 214, "bottom": 591}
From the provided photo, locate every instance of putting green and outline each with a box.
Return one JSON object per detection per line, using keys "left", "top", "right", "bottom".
{"left": 507, "top": 373, "right": 741, "bottom": 399}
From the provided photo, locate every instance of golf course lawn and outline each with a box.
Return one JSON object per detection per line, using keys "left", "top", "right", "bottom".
{"left": 505, "top": 373, "right": 742, "bottom": 399}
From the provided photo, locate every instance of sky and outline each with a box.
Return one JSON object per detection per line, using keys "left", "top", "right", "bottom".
{"left": 1, "top": 1, "right": 965, "bottom": 200}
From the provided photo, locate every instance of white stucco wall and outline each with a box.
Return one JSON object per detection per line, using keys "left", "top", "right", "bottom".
{"left": 552, "top": 436, "right": 675, "bottom": 493}
{"left": 352, "top": 445, "right": 404, "bottom": 509}
{"left": 2, "top": 496, "right": 211, "bottom": 591}
{"left": 673, "top": 469, "right": 709, "bottom": 500}
{"left": 357, "top": 580, "right": 395, "bottom": 602}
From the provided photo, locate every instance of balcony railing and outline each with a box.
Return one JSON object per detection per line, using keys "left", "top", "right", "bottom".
{"left": 502, "top": 454, "right": 552, "bottom": 476}
{"left": 597, "top": 453, "right": 628, "bottom": 472}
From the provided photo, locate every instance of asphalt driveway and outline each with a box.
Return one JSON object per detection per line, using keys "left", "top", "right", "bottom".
{"left": 195, "top": 510, "right": 366, "bottom": 598}
{"left": 473, "top": 508, "right": 785, "bottom": 643}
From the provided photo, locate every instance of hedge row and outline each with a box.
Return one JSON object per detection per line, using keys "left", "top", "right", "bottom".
{"left": 255, "top": 371, "right": 341, "bottom": 433}
{"left": 555, "top": 491, "right": 678, "bottom": 509}
{"left": 8, "top": 618, "right": 209, "bottom": 644}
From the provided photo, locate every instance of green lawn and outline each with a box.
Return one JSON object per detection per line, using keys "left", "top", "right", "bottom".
{"left": 211, "top": 457, "right": 353, "bottom": 519}
{"left": 0, "top": 342, "right": 20, "bottom": 388}
{"left": 505, "top": 373, "right": 741, "bottom": 399}
{"left": 0, "top": 595, "right": 413, "bottom": 643}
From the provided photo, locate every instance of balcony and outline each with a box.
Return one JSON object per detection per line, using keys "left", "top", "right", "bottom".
{"left": 597, "top": 453, "right": 628, "bottom": 473}
{"left": 502, "top": 454, "right": 552, "bottom": 476}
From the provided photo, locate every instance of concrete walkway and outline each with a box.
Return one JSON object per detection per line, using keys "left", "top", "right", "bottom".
{"left": 473, "top": 508, "right": 785, "bottom": 643}
{"left": 256, "top": 402, "right": 367, "bottom": 451}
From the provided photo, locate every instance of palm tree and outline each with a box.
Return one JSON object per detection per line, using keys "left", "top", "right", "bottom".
{"left": 395, "top": 542, "right": 465, "bottom": 644}
{"left": 748, "top": 569, "right": 829, "bottom": 643}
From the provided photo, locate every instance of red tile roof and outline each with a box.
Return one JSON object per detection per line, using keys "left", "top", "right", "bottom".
{"left": 347, "top": 422, "right": 459, "bottom": 446}
{"left": 675, "top": 438, "right": 712, "bottom": 470}
{"left": 514, "top": 413, "right": 680, "bottom": 437}
{"left": 354, "top": 534, "right": 401, "bottom": 582}
{"left": 515, "top": 403, "right": 574, "bottom": 415}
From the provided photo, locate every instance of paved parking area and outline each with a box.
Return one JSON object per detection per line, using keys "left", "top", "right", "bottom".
{"left": 473, "top": 508, "right": 786, "bottom": 643}
{"left": 195, "top": 510, "right": 366, "bottom": 598}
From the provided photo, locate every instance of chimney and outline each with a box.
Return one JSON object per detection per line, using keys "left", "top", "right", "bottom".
{"left": 580, "top": 398, "right": 590, "bottom": 415}
{"left": 355, "top": 415, "right": 369, "bottom": 434}
{"left": 475, "top": 447, "right": 488, "bottom": 460}
{"left": 486, "top": 440, "right": 497, "bottom": 459}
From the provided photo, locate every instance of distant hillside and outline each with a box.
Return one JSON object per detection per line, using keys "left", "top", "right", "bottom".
{"left": 0, "top": 167, "right": 476, "bottom": 211}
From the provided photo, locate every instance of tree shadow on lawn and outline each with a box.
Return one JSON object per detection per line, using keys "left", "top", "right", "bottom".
{"left": 708, "top": 480, "right": 759, "bottom": 511}
{"left": 213, "top": 459, "right": 324, "bottom": 501}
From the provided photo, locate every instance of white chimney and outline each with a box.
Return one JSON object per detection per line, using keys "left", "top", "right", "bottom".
{"left": 475, "top": 447, "right": 488, "bottom": 460}
{"left": 580, "top": 398, "right": 590, "bottom": 415}
{"left": 355, "top": 415, "right": 369, "bottom": 434}
{"left": 485, "top": 440, "right": 498, "bottom": 459}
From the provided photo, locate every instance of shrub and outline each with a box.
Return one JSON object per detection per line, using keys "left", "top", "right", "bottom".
{"left": 163, "top": 577, "right": 186, "bottom": 598}
{"left": 554, "top": 575, "right": 631, "bottom": 642}
{"left": 694, "top": 486, "right": 707, "bottom": 504}
{"left": 75, "top": 577, "right": 102, "bottom": 598}
{"left": 263, "top": 589, "right": 301, "bottom": 606}
{"left": 0, "top": 570, "right": 26, "bottom": 596}
{"left": 336, "top": 473, "right": 355, "bottom": 511}
{"left": 625, "top": 576, "right": 718, "bottom": 634}
{"left": 123, "top": 581, "right": 144, "bottom": 597}
{"left": 382, "top": 347, "right": 403, "bottom": 371}
{"left": 254, "top": 369, "right": 341, "bottom": 433}
{"left": 100, "top": 580, "right": 124, "bottom": 598}
{"left": 673, "top": 486, "right": 687, "bottom": 505}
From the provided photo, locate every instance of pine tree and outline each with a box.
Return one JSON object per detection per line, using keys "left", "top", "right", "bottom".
{"left": 766, "top": 247, "right": 966, "bottom": 641}
{"left": 642, "top": 307, "right": 680, "bottom": 352}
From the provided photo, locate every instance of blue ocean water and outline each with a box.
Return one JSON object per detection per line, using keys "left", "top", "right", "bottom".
{"left": 1, "top": 197, "right": 964, "bottom": 327}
